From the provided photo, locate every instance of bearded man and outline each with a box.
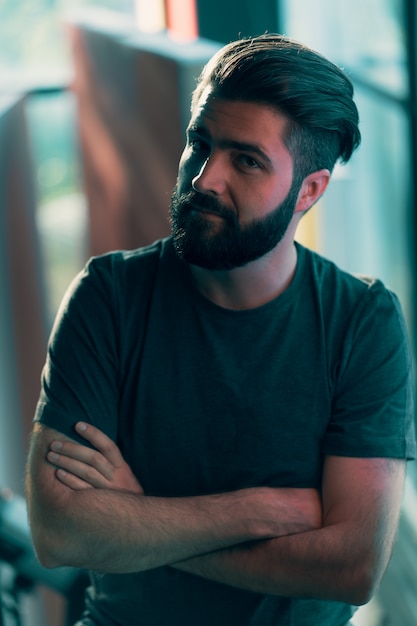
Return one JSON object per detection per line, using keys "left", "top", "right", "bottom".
{"left": 26, "top": 34, "right": 416, "bottom": 626}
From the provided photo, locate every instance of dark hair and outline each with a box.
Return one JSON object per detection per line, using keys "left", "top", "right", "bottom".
{"left": 192, "top": 34, "right": 361, "bottom": 180}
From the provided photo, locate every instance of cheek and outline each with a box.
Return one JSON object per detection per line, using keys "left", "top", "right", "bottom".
{"left": 268, "top": 179, "right": 294, "bottom": 208}
{"left": 239, "top": 184, "right": 290, "bottom": 222}
{"left": 177, "top": 150, "right": 196, "bottom": 193}
{"left": 178, "top": 146, "right": 189, "bottom": 171}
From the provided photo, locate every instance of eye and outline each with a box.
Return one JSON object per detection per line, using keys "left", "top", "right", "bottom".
{"left": 188, "top": 136, "right": 210, "bottom": 155}
{"left": 237, "top": 154, "right": 261, "bottom": 170}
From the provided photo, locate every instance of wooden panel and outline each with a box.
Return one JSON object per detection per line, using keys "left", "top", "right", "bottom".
{"left": 0, "top": 95, "right": 47, "bottom": 494}
{"left": 68, "top": 12, "right": 220, "bottom": 256}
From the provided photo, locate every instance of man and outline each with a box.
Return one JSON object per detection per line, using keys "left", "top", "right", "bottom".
{"left": 26, "top": 34, "right": 416, "bottom": 625}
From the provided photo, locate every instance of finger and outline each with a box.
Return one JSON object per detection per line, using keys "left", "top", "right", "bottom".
{"left": 50, "top": 440, "right": 115, "bottom": 481}
{"left": 56, "top": 469, "right": 93, "bottom": 491}
{"left": 75, "top": 422, "right": 125, "bottom": 467}
{"left": 47, "top": 451, "right": 110, "bottom": 488}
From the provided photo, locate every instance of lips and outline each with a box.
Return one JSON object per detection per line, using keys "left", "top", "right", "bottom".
{"left": 178, "top": 190, "right": 234, "bottom": 222}
{"left": 191, "top": 204, "right": 224, "bottom": 217}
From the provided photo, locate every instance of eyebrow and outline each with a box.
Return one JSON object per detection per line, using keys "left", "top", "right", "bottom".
{"left": 188, "top": 124, "right": 273, "bottom": 166}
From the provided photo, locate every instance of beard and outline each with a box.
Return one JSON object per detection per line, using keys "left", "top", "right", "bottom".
{"left": 169, "top": 178, "right": 301, "bottom": 270}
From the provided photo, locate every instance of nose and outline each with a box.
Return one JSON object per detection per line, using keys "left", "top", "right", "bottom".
{"left": 191, "top": 154, "right": 226, "bottom": 196}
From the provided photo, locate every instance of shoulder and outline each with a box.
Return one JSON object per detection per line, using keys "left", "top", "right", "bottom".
{"left": 297, "top": 244, "right": 411, "bottom": 374}
{"left": 298, "top": 243, "right": 401, "bottom": 318}
{"left": 52, "top": 238, "right": 174, "bottom": 330}
{"left": 70, "top": 237, "right": 175, "bottom": 301}
{"left": 85, "top": 237, "right": 172, "bottom": 279}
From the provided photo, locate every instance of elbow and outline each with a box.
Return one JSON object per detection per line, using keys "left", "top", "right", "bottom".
{"left": 35, "top": 549, "right": 62, "bottom": 570}
{"left": 344, "top": 579, "right": 376, "bottom": 607}
{"left": 28, "top": 503, "right": 84, "bottom": 570}
{"left": 339, "top": 556, "right": 383, "bottom": 606}
{"left": 31, "top": 533, "right": 64, "bottom": 569}
{"left": 352, "top": 571, "right": 382, "bottom": 606}
{"left": 30, "top": 523, "right": 76, "bottom": 570}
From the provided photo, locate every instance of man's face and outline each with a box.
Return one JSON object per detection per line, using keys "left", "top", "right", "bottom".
{"left": 170, "top": 91, "right": 302, "bottom": 270}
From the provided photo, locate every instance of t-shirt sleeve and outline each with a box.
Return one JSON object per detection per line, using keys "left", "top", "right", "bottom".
{"left": 34, "top": 254, "right": 120, "bottom": 445}
{"left": 323, "top": 282, "right": 416, "bottom": 460}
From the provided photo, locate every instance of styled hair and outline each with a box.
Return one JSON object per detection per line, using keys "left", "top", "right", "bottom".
{"left": 192, "top": 34, "right": 361, "bottom": 181}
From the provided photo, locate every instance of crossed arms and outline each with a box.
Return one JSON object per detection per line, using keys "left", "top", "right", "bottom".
{"left": 26, "top": 421, "right": 405, "bottom": 606}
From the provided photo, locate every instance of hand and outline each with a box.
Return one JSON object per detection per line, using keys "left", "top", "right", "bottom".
{"left": 47, "top": 422, "right": 143, "bottom": 494}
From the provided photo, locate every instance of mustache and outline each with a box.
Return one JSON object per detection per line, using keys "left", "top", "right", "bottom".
{"left": 174, "top": 190, "right": 236, "bottom": 221}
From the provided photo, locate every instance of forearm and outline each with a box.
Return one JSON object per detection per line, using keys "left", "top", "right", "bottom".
{"left": 27, "top": 479, "right": 320, "bottom": 574}
{"left": 28, "top": 483, "right": 261, "bottom": 573}
{"left": 172, "top": 456, "right": 407, "bottom": 606}
{"left": 27, "top": 426, "right": 321, "bottom": 573}
{"left": 27, "top": 425, "right": 321, "bottom": 575}
{"left": 172, "top": 522, "right": 379, "bottom": 605}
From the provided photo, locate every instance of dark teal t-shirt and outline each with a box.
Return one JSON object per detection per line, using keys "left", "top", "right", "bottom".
{"left": 35, "top": 237, "right": 416, "bottom": 626}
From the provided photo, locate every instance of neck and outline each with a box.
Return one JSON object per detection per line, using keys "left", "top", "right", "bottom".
{"left": 189, "top": 239, "right": 298, "bottom": 311}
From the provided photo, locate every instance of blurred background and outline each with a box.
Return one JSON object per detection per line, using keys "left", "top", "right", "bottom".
{"left": 0, "top": 0, "right": 416, "bottom": 624}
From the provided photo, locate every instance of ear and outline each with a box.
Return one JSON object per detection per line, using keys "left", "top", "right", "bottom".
{"left": 293, "top": 169, "right": 331, "bottom": 214}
